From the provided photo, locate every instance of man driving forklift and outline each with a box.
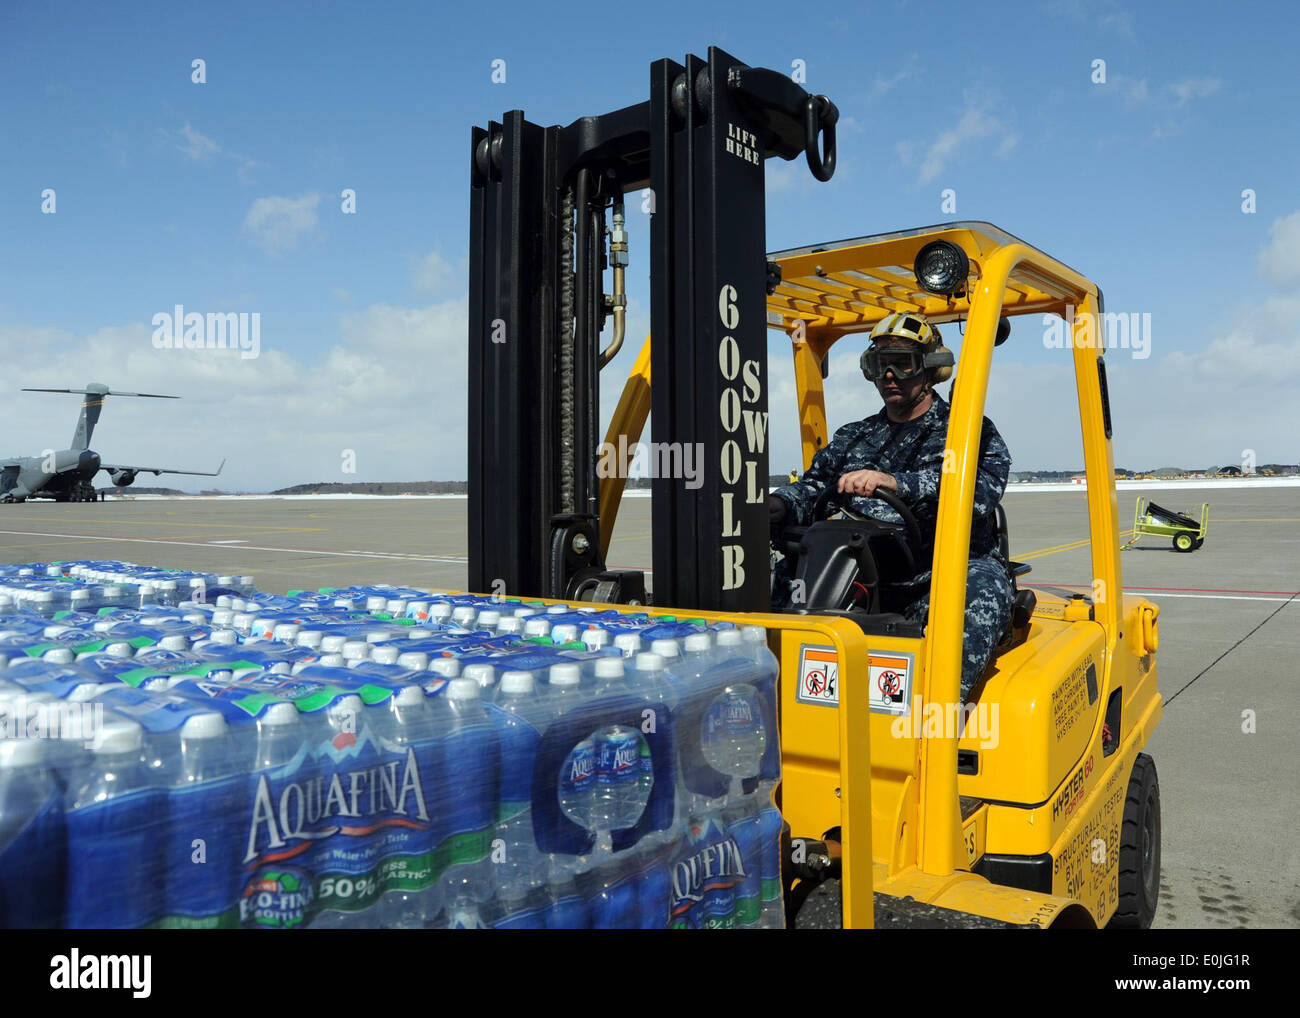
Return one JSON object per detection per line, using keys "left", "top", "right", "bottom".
{"left": 768, "top": 311, "right": 1014, "bottom": 703}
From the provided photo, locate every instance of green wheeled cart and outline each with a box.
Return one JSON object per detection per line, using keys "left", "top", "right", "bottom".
{"left": 1121, "top": 496, "right": 1209, "bottom": 552}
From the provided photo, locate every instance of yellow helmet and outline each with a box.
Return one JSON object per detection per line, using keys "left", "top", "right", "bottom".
{"left": 861, "top": 312, "right": 954, "bottom": 384}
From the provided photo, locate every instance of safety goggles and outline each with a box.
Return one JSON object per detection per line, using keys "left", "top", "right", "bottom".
{"left": 860, "top": 345, "right": 928, "bottom": 381}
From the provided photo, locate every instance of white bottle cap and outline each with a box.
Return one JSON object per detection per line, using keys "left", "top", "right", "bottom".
{"left": 296, "top": 630, "right": 324, "bottom": 649}
{"left": 447, "top": 677, "right": 480, "bottom": 700}
{"left": 105, "top": 642, "right": 135, "bottom": 658}
{"left": 613, "top": 633, "right": 641, "bottom": 657}
{"left": 212, "top": 609, "right": 234, "bottom": 626}
{"left": 342, "top": 640, "right": 371, "bottom": 661}
{"left": 92, "top": 719, "right": 144, "bottom": 754}
{"left": 330, "top": 694, "right": 363, "bottom": 719}
{"left": 635, "top": 652, "right": 666, "bottom": 673}
{"left": 513, "top": 608, "right": 538, "bottom": 619}
{"left": 716, "top": 629, "right": 742, "bottom": 648}
{"left": 463, "top": 664, "right": 496, "bottom": 688}
{"left": 232, "top": 612, "right": 256, "bottom": 632}
{"left": 273, "top": 624, "right": 301, "bottom": 643}
{"left": 386, "top": 599, "right": 409, "bottom": 614}
{"left": 181, "top": 712, "right": 227, "bottom": 740}
{"left": 496, "top": 617, "right": 523, "bottom": 635}
{"left": 159, "top": 635, "right": 190, "bottom": 651}
{"left": 397, "top": 651, "right": 429, "bottom": 671}
{"left": 524, "top": 618, "right": 551, "bottom": 637}
{"left": 428, "top": 658, "right": 460, "bottom": 677}
{"left": 549, "top": 662, "right": 581, "bottom": 687}
{"left": 209, "top": 629, "right": 239, "bottom": 646}
{"left": 582, "top": 628, "right": 609, "bottom": 649}
{"left": 684, "top": 633, "right": 712, "bottom": 654}
{"left": 595, "top": 657, "right": 625, "bottom": 680}
{"left": 407, "top": 600, "right": 430, "bottom": 619}
{"left": 262, "top": 702, "right": 298, "bottom": 727}
{"left": 452, "top": 607, "right": 477, "bottom": 625}
{"left": 550, "top": 624, "right": 579, "bottom": 644}
{"left": 320, "top": 635, "right": 348, "bottom": 653}
{"left": 0, "top": 738, "right": 45, "bottom": 768}
{"left": 742, "top": 625, "right": 767, "bottom": 644}
{"left": 477, "top": 610, "right": 501, "bottom": 628}
{"left": 428, "top": 603, "right": 453, "bottom": 622}
{"left": 499, "top": 670, "right": 535, "bottom": 695}
{"left": 394, "top": 684, "right": 425, "bottom": 707}
{"left": 42, "top": 648, "right": 75, "bottom": 664}
{"left": 239, "top": 576, "right": 255, "bottom": 588}
{"left": 366, "top": 596, "right": 389, "bottom": 612}
{"left": 142, "top": 677, "right": 171, "bottom": 692}
{"left": 546, "top": 604, "right": 571, "bottom": 615}
{"left": 650, "top": 638, "right": 681, "bottom": 658}
{"left": 66, "top": 683, "right": 104, "bottom": 702}
{"left": 217, "top": 576, "right": 236, "bottom": 587}
{"left": 367, "top": 644, "right": 397, "bottom": 665}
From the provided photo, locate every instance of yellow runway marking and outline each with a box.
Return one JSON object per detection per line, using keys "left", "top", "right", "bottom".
{"left": 1015, "top": 530, "right": 1137, "bottom": 562}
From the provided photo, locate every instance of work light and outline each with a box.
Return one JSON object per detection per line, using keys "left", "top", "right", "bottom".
{"left": 914, "top": 240, "right": 970, "bottom": 296}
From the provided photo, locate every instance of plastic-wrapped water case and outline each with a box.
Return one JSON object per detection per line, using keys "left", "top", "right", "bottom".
{"left": 0, "top": 560, "right": 782, "bottom": 928}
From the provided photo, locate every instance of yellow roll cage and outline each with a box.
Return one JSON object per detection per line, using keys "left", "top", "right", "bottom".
{"left": 601, "top": 221, "right": 1126, "bottom": 884}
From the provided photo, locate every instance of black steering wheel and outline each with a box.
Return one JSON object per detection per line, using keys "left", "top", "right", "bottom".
{"left": 809, "top": 484, "right": 924, "bottom": 553}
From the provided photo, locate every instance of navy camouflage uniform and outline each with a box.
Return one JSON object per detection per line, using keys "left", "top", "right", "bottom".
{"left": 770, "top": 392, "right": 1013, "bottom": 701}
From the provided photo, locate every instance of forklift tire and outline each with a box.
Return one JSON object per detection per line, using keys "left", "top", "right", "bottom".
{"left": 791, "top": 878, "right": 843, "bottom": 929}
{"left": 1107, "top": 752, "right": 1161, "bottom": 930}
{"left": 1173, "top": 533, "right": 1194, "bottom": 552}
{"left": 1193, "top": 538, "right": 1204, "bottom": 550}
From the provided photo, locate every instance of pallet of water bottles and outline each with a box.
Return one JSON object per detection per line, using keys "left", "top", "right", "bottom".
{"left": 0, "top": 560, "right": 783, "bottom": 929}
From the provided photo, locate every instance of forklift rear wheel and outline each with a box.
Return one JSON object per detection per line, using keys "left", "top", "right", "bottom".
{"left": 1173, "top": 533, "right": 1194, "bottom": 552}
{"left": 1108, "top": 752, "right": 1161, "bottom": 929}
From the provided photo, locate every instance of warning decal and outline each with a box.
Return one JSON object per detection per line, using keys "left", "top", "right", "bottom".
{"left": 868, "top": 651, "right": 914, "bottom": 716}
{"left": 796, "top": 645, "right": 839, "bottom": 707}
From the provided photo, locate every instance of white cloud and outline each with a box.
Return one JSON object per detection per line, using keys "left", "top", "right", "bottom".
{"left": 175, "top": 123, "right": 220, "bottom": 162}
{"left": 0, "top": 297, "right": 470, "bottom": 491}
{"left": 1257, "top": 211, "right": 1300, "bottom": 287}
{"left": 242, "top": 193, "right": 322, "bottom": 252}
{"left": 412, "top": 250, "right": 456, "bottom": 296}
{"left": 163, "top": 123, "right": 262, "bottom": 183}
{"left": 1169, "top": 76, "right": 1221, "bottom": 107}
{"left": 898, "top": 96, "right": 1016, "bottom": 186}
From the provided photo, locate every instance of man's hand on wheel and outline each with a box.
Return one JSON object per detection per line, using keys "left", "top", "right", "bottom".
{"left": 836, "top": 469, "right": 896, "bottom": 497}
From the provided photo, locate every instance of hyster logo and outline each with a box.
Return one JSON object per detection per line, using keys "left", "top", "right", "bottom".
{"left": 49, "top": 950, "right": 151, "bottom": 998}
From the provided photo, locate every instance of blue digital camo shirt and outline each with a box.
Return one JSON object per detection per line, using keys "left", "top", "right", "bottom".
{"left": 771, "top": 393, "right": 1012, "bottom": 595}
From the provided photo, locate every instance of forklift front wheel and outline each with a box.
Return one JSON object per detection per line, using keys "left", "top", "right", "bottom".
{"left": 1193, "top": 537, "right": 1205, "bottom": 550}
{"left": 1173, "top": 533, "right": 1194, "bottom": 552}
{"left": 1108, "top": 753, "right": 1161, "bottom": 929}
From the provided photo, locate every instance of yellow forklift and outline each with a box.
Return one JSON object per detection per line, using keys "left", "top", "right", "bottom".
{"left": 468, "top": 47, "right": 1163, "bottom": 928}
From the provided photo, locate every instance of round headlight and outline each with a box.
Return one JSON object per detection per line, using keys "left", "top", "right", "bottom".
{"left": 914, "top": 240, "right": 970, "bottom": 296}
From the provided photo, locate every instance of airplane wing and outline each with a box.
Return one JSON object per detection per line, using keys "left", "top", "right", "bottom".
{"left": 99, "top": 458, "right": 226, "bottom": 477}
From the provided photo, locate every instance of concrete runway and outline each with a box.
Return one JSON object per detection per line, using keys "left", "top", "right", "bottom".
{"left": 1, "top": 486, "right": 1297, "bottom": 928}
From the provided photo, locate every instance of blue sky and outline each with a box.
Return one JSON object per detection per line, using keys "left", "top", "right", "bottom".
{"left": 2, "top": 0, "right": 1298, "bottom": 489}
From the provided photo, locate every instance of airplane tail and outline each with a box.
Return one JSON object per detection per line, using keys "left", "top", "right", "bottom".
{"left": 20, "top": 383, "right": 180, "bottom": 451}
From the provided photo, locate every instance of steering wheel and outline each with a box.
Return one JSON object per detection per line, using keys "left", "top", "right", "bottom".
{"left": 809, "top": 484, "right": 924, "bottom": 553}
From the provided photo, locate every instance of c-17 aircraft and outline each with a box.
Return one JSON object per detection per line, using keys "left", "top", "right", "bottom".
{"left": 1, "top": 383, "right": 224, "bottom": 503}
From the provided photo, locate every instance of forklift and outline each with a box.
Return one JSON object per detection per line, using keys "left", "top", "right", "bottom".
{"left": 468, "top": 47, "right": 1163, "bottom": 928}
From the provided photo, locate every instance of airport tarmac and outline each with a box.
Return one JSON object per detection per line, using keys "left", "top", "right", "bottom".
{"left": 1, "top": 485, "right": 1297, "bottom": 929}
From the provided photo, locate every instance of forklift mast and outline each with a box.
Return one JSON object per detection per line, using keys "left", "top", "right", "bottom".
{"left": 468, "top": 46, "right": 838, "bottom": 611}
